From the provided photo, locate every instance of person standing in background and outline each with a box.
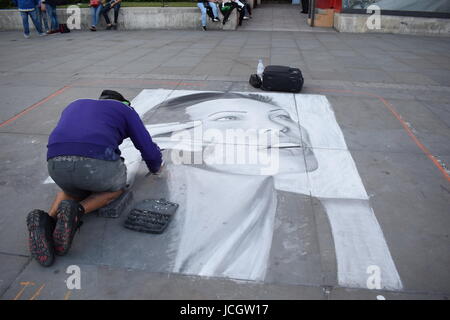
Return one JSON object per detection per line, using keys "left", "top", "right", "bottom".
{"left": 12, "top": 0, "right": 45, "bottom": 38}
{"left": 301, "top": 0, "right": 309, "bottom": 13}
{"left": 37, "top": 0, "right": 49, "bottom": 33}
{"left": 43, "top": 0, "right": 59, "bottom": 34}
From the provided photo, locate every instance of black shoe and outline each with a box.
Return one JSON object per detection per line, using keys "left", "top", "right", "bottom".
{"left": 202, "top": 26, "right": 207, "bottom": 31}
{"left": 53, "top": 200, "right": 84, "bottom": 256}
{"left": 27, "top": 210, "right": 56, "bottom": 267}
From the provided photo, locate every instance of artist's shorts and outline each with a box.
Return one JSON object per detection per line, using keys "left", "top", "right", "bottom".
{"left": 48, "top": 156, "right": 127, "bottom": 199}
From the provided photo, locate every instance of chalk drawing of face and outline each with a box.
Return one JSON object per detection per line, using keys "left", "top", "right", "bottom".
{"left": 150, "top": 92, "right": 318, "bottom": 176}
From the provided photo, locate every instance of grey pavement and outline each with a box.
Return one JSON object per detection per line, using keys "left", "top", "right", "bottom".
{"left": 0, "top": 4, "right": 450, "bottom": 300}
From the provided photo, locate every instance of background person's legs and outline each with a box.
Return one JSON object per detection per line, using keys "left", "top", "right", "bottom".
{"left": 37, "top": 6, "right": 49, "bottom": 32}
{"left": 208, "top": 1, "right": 219, "bottom": 18}
{"left": 113, "top": 4, "right": 121, "bottom": 25}
{"left": 20, "top": 11, "right": 30, "bottom": 36}
{"left": 29, "top": 9, "right": 43, "bottom": 34}
{"left": 197, "top": 2, "right": 208, "bottom": 27}
{"left": 101, "top": 4, "right": 112, "bottom": 25}
{"left": 46, "top": 4, "right": 58, "bottom": 31}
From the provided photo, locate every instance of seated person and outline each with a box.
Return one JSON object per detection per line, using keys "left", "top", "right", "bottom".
{"left": 101, "top": 0, "right": 122, "bottom": 30}
{"left": 197, "top": 0, "right": 220, "bottom": 31}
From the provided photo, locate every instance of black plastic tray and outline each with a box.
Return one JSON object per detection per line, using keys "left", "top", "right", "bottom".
{"left": 124, "top": 199, "right": 179, "bottom": 234}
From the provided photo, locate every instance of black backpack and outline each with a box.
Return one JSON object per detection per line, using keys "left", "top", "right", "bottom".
{"left": 261, "top": 65, "right": 304, "bottom": 93}
{"left": 249, "top": 74, "right": 262, "bottom": 88}
{"left": 59, "top": 23, "right": 70, "bottom": 33}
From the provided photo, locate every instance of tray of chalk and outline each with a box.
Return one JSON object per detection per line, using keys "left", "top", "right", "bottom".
{"left": 124, "top": 198, "right": 179, "bottom": 234}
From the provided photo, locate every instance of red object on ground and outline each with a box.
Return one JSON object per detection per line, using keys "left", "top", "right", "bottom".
{"left": 316, "top": 0, "right": 342, "bottom": 12}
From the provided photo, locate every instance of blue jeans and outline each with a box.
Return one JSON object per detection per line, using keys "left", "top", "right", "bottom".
{"left": 197, "top": 2, "right": 219, "bottom": 27}
{"left": 20, "top": 9, "right": 43, "bottom": 35}
{"left": 102, "top": 3, "right": 121, "bottom": 25}
{"left": 45, "top": 4, "right": 58, "bottom": 31}
{"left": 91, "top": 5, "right": 103, "bottom": 27}
{"left": 37, "top": 6, "right": 49, "bottom": 32}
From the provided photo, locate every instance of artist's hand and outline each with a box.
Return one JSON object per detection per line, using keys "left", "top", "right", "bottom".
{"left": 146, "top": 160, "right": 165, "bottom": 177}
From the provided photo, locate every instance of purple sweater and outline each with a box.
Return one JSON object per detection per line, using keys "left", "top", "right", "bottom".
{"left": 47, "top": 99, "right": 162, "bottom": 173}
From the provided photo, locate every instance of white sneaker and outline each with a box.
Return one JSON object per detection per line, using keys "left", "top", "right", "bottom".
{"left": 24, "top": 34, "right": 30, "bottom": 39}
{"left": 38, "top": 33, "right": 47, "bottom": 36}
{"left": 243, "top": 16, "right": 250, "bottom": 20}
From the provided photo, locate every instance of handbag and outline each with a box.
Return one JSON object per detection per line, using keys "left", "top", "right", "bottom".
{"left": 90, "top": 0, "right": 100, "bottom": 7}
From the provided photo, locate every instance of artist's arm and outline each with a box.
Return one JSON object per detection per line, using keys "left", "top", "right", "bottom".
{"left": 125, "top": 109, "right": 163, "bottom": 174}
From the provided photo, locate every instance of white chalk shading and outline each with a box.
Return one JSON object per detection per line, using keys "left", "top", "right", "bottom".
{"left": 295, "top": 94, "right": 402, "bottom": 290}
{"left": 172, "top": 167, "right": 277, "bottom": 281}
{"left": 43, "top": 176, "right": 55, "bottom": 184}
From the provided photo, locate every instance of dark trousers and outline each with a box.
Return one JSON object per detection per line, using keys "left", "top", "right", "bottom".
{"left": 102, "top": 3, "right": 121, "bottom": 24}
{"left": 221, "top": 3, "right": 245, "bottom": 26}
{"left": 301, "top": 0, "right": 309, "bottom": 13}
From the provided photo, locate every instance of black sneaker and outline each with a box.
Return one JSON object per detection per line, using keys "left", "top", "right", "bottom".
{"left": 53, "top": 200, "right": 84, "bottom": 256}
{"left": 202, "top": 26, "right": 207, "bottom": 31}
{"left": 26, "top": 210, "right": 56, "bottom": 267}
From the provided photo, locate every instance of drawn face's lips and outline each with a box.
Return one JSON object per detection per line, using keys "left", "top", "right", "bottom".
{"left": 268, "top": 142, "right": 301, "bottom": 149}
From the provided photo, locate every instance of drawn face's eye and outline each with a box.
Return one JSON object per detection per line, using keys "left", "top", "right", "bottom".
{"left": 276, "top": 114, "right": 291, "bottom": 120}
{"left": 214, "top": 116, "right": 239, "bottom": 121}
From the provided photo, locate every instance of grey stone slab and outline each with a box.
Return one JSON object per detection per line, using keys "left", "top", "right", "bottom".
{"left": 265, "top": 193, "right": 324, "bottom": 287}
{"left": 329, "top": 50, "right": 358, "bottom": 57}
{"left": 346, "top": 68, "right": 395, "bottom": 84}
{"left": 190, "top": 63, "right": 233, "bottom": 76}
{"left": 0, "top": 254, "right": 30, "bottom": 298}
{"left": 150, "top": 67, "right": 194, "bottom": 76}
{"left": 326, "top": 95, "right": 430, "bottom": 153}
{"left": 1, "top": 261, "right": 326, "bottom": 300}
{"left": 388, "top": 99, "right": 450, "bottom": 155}
{"left": 240, "top": 48, "right": 270, "bottom": 58}
{"left": 161, "top": 57, "right": 204, "bottom": 68}
{"left": 421, "top": 100, "right": 450, "bottom": 129}
{"left": 351, "top": 150, "right": 450, "bottom": 294}
{"left": 0, "top": 85, "right": 61, "bottom": 123}
{"left": 309, "top": 70, "right": 352, "bottom": 82}
{"left": 0, "top": 133, "right": 55, "bottom": 255}
{"left": 420, "top": 68, "right": 450, "bottom": 87}
{"left": 95, "top": 63, "right": 159, "bottom": 74}
{"left": 386, "top": 71, "right": 440, "bottom": 86}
